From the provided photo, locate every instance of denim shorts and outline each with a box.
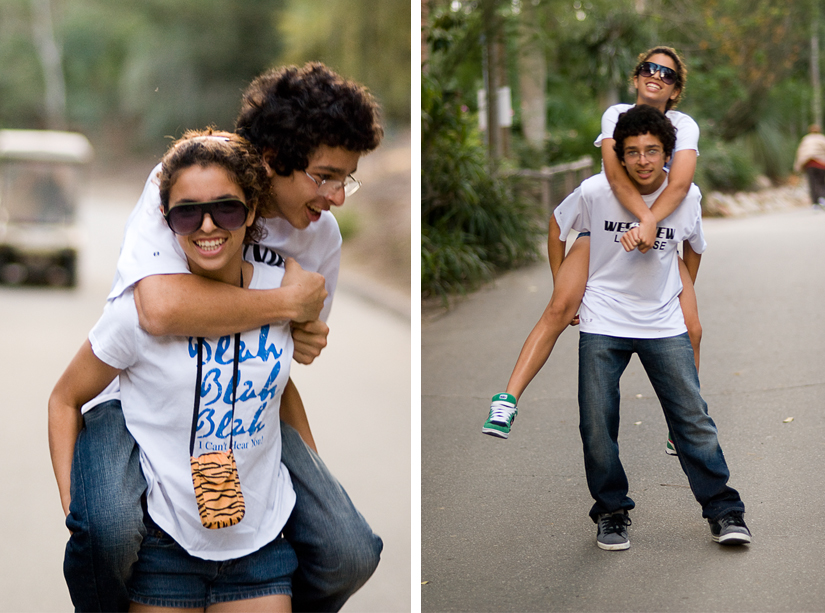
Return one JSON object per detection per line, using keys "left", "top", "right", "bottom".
{"left": 128, "top": 515, "right": 298, "bottom": 608}
{"left": 576, "top": 231, "right": 591, "bottom": 239}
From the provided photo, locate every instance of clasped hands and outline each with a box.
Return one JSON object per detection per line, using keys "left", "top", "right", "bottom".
{"left": 619, "top": 218, "right": 657, "bottom": 253}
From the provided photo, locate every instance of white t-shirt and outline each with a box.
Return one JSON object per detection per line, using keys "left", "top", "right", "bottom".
{"left": 90, "top": 259, "right": 296, "bottom": 561}
{"left": 83, "top": 163, "right": 342, "bottom": 413}
{"left": 554, "top": 173, "right": 706, "bottom": 338}
{"left": 595, "top": 104, "right": 700, "bottom": 156}
{"left": 110, "top": 163, "right": 342, "bottom": 322}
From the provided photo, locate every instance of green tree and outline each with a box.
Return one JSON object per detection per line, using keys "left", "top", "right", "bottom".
{"left": 423, "top": 2, "right": 541, "bottom": 300}
{"left": 277, "top": 0, "right": 411, "bottom": 124}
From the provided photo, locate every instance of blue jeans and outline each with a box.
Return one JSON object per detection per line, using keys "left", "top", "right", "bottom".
{"left": 63, "top": 400, "right": 382, "bottom": 612}
{"left": 578, "top": 332, "right": 744, "bottom": 523}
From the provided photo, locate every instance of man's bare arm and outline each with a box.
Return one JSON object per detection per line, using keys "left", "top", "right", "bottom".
{"left": 291, "top": 319, "right": 329, "bottom": 365}
{"left": 135, "top": 257, "right": 326, "bottom": 337}
{"left": 279, "top": 378, "right": 317, "bottom": 453}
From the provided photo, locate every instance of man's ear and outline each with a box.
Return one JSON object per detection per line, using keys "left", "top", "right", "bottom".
{"left": 261, "top": 148, "right": 277, "bottom": 177}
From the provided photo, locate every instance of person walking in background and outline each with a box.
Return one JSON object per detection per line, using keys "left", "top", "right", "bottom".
{"left": 794, "top": 124, "right": 825, "bottom": 209}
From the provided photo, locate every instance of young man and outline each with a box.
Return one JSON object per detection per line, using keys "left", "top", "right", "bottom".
{"left": 552, "top": 104, "right": 750, "bottom": 551}
{"left": 63, "top": 63, "right": 384, "bottom": 612}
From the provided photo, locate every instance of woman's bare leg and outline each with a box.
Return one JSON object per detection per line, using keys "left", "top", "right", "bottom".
{"left": 131, "top": 594, "right": 290, "bottom": 612}
{"left": 505, "top": 237, "right": 590, "bottom": 401}
{"left": 208, "top": 595, "right": 291, "bottom": 612}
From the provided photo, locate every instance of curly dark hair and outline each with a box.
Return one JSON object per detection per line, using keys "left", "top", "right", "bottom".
{"left": 613, "top": 105, "right": 677, "bottom": 160}
{"left": 158, "top": 128, "right": 274, "bottom": 244}
{"left": 235, "top": 62, "right": 383, "bottom": 176}
{"left": 631, "top": 46, "right": 688, "bottom": 110}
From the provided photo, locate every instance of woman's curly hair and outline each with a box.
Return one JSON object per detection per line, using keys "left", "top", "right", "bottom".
{"left": 235, "top": 62, "right": 383, "bottom": 176}
{"left": 158, "top": 128, "right": 274, "bottom": 244}
{"left": 631, "top": 46, "right": 688, "bottom": 110}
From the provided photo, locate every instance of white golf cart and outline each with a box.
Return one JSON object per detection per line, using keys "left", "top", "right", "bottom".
{"left": 0, "top": 129, "right": 93, "bottom": 287}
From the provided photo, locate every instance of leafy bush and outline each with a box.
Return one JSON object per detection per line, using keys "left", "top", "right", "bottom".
{"left": 694, "top": 138, "right": 757, "bottom": 193}
{"left": 422, "top": 74, "right": 541, "bottom": 301}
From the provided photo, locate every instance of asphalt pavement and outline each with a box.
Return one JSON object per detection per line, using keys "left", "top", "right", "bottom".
{"left": 0, "top": 169, "right": 411, "bottom": 612}
{"left": 422, "top": 206, "right": 825, "bottom": 612}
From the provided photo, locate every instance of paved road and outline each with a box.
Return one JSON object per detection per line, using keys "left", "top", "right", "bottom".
{"left": 0, "top": 171, "right": 410, "bottom": 611}
{"left": 422, "top": 207, "right": 825, "bottom": 612}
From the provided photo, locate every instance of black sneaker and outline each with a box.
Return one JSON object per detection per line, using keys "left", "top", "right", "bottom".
{"left": 709, "top": 511, "right": 751, "bottom": 545}
{"left": 596, "top": 511, "right": 631, "bottom": 550}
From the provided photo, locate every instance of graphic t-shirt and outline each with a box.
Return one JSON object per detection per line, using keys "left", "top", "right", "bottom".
{"left": 554, "top": 173, "right": 706, "bottom": 338}
{"left": 89, "top": 259, "right": 295, "bottom": 561}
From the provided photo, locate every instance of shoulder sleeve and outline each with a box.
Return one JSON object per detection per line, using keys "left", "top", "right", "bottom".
{"left": 594, "top": 105, "right": 628, "bottom": 148}
{"left": 313, "top": 217, "right": 341, "bottom": 323}
{"left": 108, "top": 164, "right": 189, "bottom": 299}
{"left": 554, "top": 180, "right": 591, "bottom": 238}
{"left": 89, "top": 292, "right": 140, "bottom": 370}
{"left": 684, "top": 185, "right": 707, "bottom": 254}
{"left": 259, "top": 212, "right": 341, "bottom": 322}
{"left": 669, "top": 112, "right": 700, "bottom": 155}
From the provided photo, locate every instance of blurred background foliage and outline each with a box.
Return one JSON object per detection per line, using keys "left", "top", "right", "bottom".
{"left": 422, "top": 0, "right": 818, "bottom": 298}
{"left": 0, "top": 0, "right": 411, "bottom": 156}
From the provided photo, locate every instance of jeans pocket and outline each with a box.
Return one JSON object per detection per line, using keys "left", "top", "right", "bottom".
{"left": 142, "top": 525, "right": 178, "bottom": 549}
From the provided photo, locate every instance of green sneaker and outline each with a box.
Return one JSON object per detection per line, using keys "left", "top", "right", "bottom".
{"left": 482, "top": 393, "right": 518, "bottom": 439}
{"left": 666, "top": 432, "right": 678, "bottom": 456}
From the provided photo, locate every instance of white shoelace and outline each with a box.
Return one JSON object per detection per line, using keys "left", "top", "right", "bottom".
{"left": 488, "top": 403, "right": 516, "bottom": 423}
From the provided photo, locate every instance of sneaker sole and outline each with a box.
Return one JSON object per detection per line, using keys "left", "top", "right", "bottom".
{"left": 665, "top": 447, "right": 678, "bottom": 456}
{"left": 482, "top": 427, "right": 509, "bottom": 439}
{"left": 713, "top": 532, "right": 751, "bottom": 545}
{"left": 597, "top": 540, "right": 630, "bottom": 551}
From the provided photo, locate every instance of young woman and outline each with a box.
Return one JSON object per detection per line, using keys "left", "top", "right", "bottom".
{"left": 484, "top": 47, "right": 701, "bottom": 452}
{"left": 50, "top": 131, "right": 298, "bottom": 610}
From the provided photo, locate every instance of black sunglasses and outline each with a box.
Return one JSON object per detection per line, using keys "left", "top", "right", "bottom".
{"left": 163, "top": 198, "right": 250, "bottom": 235}
{"left": 638, "top": 61, "right": 678, "bottom": 86}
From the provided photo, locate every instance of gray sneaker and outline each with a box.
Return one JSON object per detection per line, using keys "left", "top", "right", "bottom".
{"left": 596, "top": 511, "right": 631, "bottom": 551}
{"left": 709, "top": 511, "right": 751, "bottom": 545}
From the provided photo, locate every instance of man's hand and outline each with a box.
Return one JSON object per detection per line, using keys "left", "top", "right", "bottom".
{"left": 281, "top": 257, "right": 327, "bottom": 322}
{"left": 291, "top": 319, "right": 329, "bottom": 365}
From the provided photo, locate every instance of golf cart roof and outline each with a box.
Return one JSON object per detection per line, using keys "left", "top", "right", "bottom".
{"left": 0, "top": 129, "right": 93, "bottom": 164}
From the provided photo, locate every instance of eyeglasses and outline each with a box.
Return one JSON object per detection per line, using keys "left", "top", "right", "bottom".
{"left": 624, "top": 148, "right": 664, "bottom": 162}
{"left": 163, "top": 198, "right": 249, "bottom": 235}
{"left": 637, "top": 61, "right": 678, "bottom": 86}
{"left": 304, "top": 171, "right": 362, "bottom": 198}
